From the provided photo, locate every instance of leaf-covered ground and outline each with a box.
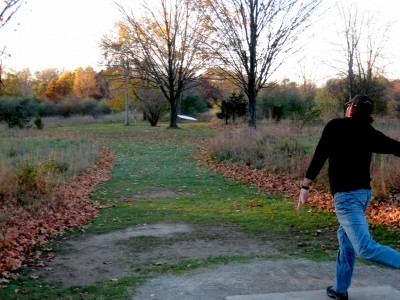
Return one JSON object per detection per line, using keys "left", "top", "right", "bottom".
{"left": 195, "top": 139, "right": 400, "bottom": 228}
{"left": 0, "top": 147, "right": 115, "bottom": 287}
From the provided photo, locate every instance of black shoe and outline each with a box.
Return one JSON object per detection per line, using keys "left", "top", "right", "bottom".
{"left": 326, "top": 286, "right": 348, "bottom": 300}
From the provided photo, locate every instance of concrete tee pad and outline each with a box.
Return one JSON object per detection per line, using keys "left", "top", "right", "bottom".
{"left": 225, "top": 285, "right": 400, "bottom": 300}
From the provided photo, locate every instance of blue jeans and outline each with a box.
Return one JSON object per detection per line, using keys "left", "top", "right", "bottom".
{"left": 333, "top": 189, "right": 400, "bottom": 293}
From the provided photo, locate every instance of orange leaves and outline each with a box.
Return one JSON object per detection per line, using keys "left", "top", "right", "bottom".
{"left": 366, "top": 201, "right": 400, "bottom": 226}
{"left": 0, "top": 147, "right": 114, "bottom": 282}
{"left": 196, "top": 143, "right": 400, "bottom": 228}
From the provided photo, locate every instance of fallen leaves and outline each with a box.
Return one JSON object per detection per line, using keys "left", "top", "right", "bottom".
{"left": 0, "top": 147, "right": 115, "bottom": 282}
{"left": 195, "top": 139, "right": 400, "bottom": 229}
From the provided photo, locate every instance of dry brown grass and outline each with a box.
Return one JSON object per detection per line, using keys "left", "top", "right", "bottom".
{"left": 371, "top": 119, "right": 400, "bottom": 200}
{"left": 209, "top": 120, "right": 320, "bottom": 177}
{"left": 39, "top": 112, "right": 126, "bottom": 128}
{"left": 0, "top": 124, "right": 100, "bottom": 211}
{"left": 209, "top": 118, "right": 400, "bottom": 202}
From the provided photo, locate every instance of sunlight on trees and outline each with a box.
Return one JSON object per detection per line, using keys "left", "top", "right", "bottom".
{"left": 3, "top": 0, "right": 400, "bottom": 125}
{"left": 103, "top": 0, "right": 212, "bottom": 128}
{"left": 203, "top": 0, "right": 322, "bottom": 128}
{"left": 73, "top": 67, "right": 101, "bottom": 99}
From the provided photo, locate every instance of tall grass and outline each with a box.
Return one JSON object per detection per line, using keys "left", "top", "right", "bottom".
{"left": 209, "top": 120, "right": 321, "bottom": 177}
{"left": 37, "top": 112, "right": 127, "bottom": 128}
{"left": 371, "top": 119, "right": 400, "bottom": 199}
{"left": 209, "top": 118, "right": 400, "bottom": 202}
{"left": 0, "top": 124, "right": 100, "bottom": 210}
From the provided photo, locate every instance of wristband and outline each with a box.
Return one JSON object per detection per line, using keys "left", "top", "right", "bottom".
{"left": 301, "top": 185, "right": 310, "bottom": 190}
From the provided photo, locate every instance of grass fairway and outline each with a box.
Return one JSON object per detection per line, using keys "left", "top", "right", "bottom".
{"left": 3, "top": 120, "right": 398, "bottom": 299}
{"left": 82, "top": 121, "right": 337, "bottom": 246}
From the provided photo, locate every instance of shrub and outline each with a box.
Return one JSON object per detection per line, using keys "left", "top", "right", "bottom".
{"left": 180, "top": 92, "right": 209, "bottom": 115}
{"left": 13, "top": 158, "right": 66, "bottom": 209}
{"left": 0, "top": 132, "right": 100, "bottom": 210}
{"left": 34, "top": 113, "right": 44, "bottom": 129}
{"left": 216, "top": 92, "right": 247, "bottom": 125}
{"left": 0, "top": 96, "right": 112, "bottom": 123}
{"left": 17, "top": 161, "right": 39, "bottom": 195}
{"left": 8, "top": 105, "right": 30, "bottom": 128}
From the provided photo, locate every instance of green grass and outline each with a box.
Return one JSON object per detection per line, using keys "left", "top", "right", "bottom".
{"left": 1, "top": 120, "right": 399, "bottom": 299}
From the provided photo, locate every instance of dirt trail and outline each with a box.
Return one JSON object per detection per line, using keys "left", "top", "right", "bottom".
{"left": 33, "top": 222, "right": 277, "bottom": 288}
{"left": 31, "top": 222, "right": 400, "bottom": 300}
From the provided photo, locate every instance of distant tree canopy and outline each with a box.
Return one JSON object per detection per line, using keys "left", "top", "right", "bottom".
{"left": 73, "top": 67, "right": 102, "bottom": 99}
{"left": 1, "top": 67, "right": 108, "bottom": 101}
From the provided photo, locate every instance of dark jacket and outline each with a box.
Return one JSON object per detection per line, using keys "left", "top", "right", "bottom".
{"left": 306, "top": 117, "right": 400, "bottom": 194}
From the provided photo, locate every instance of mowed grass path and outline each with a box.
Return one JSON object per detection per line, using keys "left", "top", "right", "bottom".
{"left": 79, "top": 122, "right": 337, "bottom": 245}
{"left": 0, "top": 121, "right": 347, "bottom": 299}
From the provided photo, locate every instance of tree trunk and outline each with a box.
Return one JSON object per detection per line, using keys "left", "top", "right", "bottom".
{"left": 169, "top": 99, "right": 178, "bottom": 128}
{"left": 248, "top": 3, "right": 257, "bottom": 128}
{"left": 124, "top": 84, "right": 129, "bottom": 126}
{"left": 248, "top": 91, "right": 256, "bottom": 128}
{"left": 248, "top": 72, "right": 257, "bottom": 128}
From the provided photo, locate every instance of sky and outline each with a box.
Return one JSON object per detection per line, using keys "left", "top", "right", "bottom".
{"left": 0, "top": 0, "right": 120, "bottom": 72}
{"left": 1, "top": 0, "right": 400, "bottom": 83}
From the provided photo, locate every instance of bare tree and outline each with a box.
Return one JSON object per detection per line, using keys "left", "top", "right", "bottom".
{"left": 355, "top": 15, "right": 390, "bottom": 93}
{"left": 109, "top": 0, "right": 210, "bottom": 128}
{"left": 204, "top": 0, "right": 322, "bottom": 128}
{"left": 136, "top": 83, "right": 168, "bottom": 127}
{"left": 337, "top": 4, "right": 361, "bottom": 102}
{"left": 335, "top": 2, "right": 391, "bottom": 104}
{"left": 0, "top": 0, "right": 24, "bottom": 29}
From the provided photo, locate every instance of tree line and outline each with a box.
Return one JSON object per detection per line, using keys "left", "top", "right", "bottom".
{"left": 98, "top": 0, "right": 400, "bottom": 128}
{"left": 2, "top": 64, "right": 400, "bottom": 125}
{"left": 2, "top": 0, "right": 400, "bottom": 128}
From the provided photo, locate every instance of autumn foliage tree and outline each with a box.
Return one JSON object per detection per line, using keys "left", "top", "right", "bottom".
{"left": 98, "top": 67, "right": 137, "bottom": 111}
{"left": 44, "top": 78, "right": 60, "bottom": 100}
{"left": 73, "top": 67, "right": 101, "bottom": 99}
{"left": 57, "top": 71, "right": 75, "bottom": 98}
{"left": 111, "top": 0, "right": 211, "bottom": 128}
{"left": 33, "top": 68, "right": 60, "bottom": 98}
{"left": 0, "top": 68, "right": 33, "bottom": 97}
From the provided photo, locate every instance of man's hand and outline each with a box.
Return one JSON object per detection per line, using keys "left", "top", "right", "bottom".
{"left": 297, "top": 188, "right": 310, "bottom": 212}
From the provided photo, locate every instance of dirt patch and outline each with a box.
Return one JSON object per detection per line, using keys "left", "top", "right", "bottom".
{"left": 33, "top": 223, "right": 277, "bottom": 288}
{"left": 29, "top": 222, "right": 400, "bottom": 300}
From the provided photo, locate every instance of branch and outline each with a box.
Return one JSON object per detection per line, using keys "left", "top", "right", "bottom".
{"left": 0, "top": 0, "right": 24, "bottom": 29}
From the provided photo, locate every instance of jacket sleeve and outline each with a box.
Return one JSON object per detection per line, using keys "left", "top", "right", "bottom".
{"left": 371, "top": 129, "right": 400, "bottom": 156}
{"left": 305, "top": 122, "right": 331, "bottom": 180}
